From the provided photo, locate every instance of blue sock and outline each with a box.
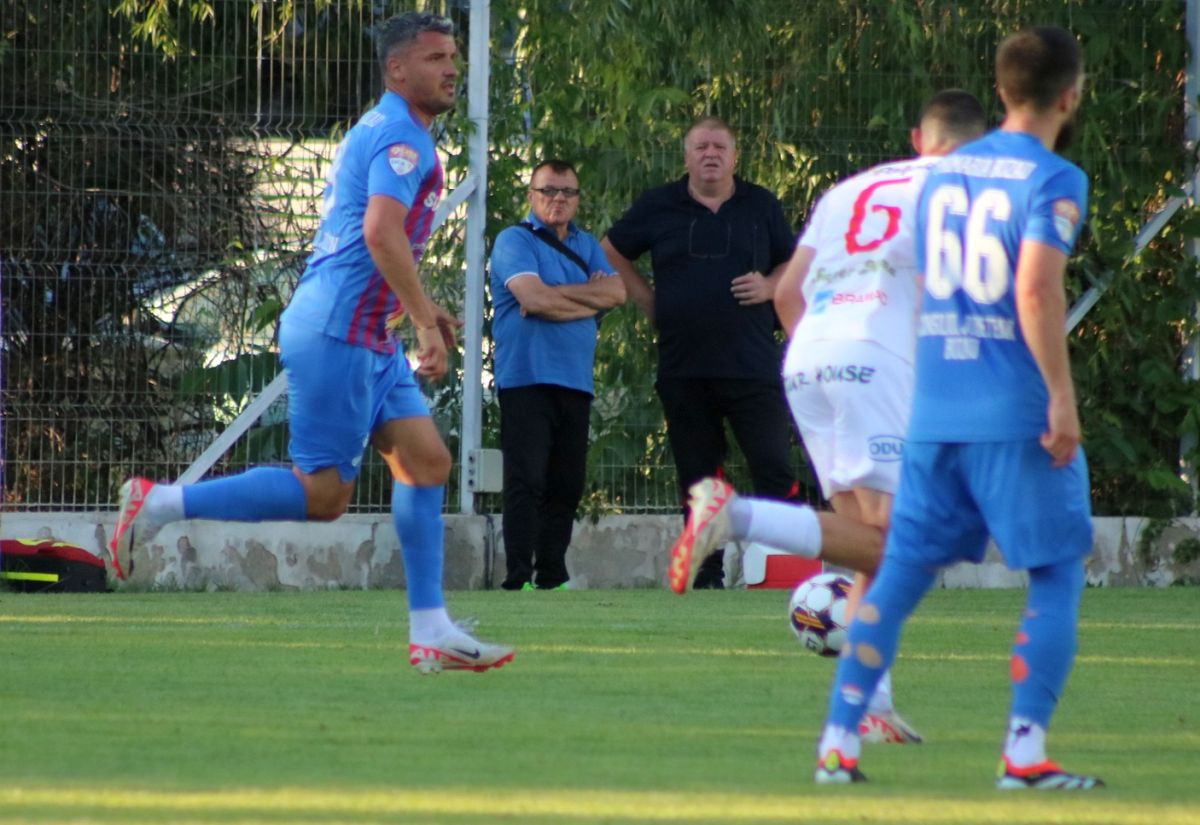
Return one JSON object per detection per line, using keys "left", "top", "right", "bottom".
{"left": 183, "top": 467, "right": 308, "bottom": 522}
{"left": 1010, "top": 559, "right": 1085, "bottom": 727}
{"left": 393, "top": 483, "right": 446, "bottom": 611}
{"left": 827, "top": 557, "right": 936, "bottom": 731}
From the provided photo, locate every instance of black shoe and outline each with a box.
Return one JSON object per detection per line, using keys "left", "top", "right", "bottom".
{"left": 500, "top": 579, "right": 529, "bottom": 591}
{"left": 996, "top": 758, "right": 1105, "bottom": 790}
{"left": 691, "top": 550, "right": 725, "bottom": 589}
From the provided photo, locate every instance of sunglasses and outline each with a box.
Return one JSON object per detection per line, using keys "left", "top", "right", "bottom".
{"left": 531, "top": 186, "right": 581, "bottom": 198}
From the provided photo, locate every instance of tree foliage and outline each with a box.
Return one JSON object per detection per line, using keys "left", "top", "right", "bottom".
{"left": 485, "top": 0, "right": 1199, "bottom": 516}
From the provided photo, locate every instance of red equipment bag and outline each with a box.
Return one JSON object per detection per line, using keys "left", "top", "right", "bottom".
{"left": 0, "top": 538, "right": 108, "bottom": 593}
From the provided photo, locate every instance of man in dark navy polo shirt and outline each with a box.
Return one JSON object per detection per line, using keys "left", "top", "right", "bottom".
{"left": 490, "top": 159, "right": 626, "bottom": 590}
{"left": 601, "top": 117, "right": 800, "bottom": 588}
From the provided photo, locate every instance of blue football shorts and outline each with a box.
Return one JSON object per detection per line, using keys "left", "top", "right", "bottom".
{"left": 886, "top": 439, "right": 1093, "bottom": 571}
{"left": 279, "top": 320, "right": 430, "bottom": 482}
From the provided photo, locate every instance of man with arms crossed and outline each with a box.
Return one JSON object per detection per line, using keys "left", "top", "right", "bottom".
{"left": 109, "top": 13, "right": 514, "bottom": 675}
{"left": 490, "top": 160, "right": 625, "bottom": 591}
{"left": 673, "top": 90, "right": 987, "bottom": 743}
{"left": 814, "top": 27, "right": 1102, "bottom": 788}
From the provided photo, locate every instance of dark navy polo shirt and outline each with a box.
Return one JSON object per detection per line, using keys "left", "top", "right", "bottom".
{"left": 605, "top": 175, "right": 795, "bottom": 381}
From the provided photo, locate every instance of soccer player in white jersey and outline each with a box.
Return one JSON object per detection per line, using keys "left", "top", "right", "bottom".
{"left": 671, "top": 90, "right": 986, "bottom": 744}
{"left": 814, "top": 27, "right": 1103, "bottom": 789}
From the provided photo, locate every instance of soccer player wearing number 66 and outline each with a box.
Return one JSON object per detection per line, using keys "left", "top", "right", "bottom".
{"left": 815, "top": 27, "right": 1103, "bottom": 789}
{"left": 674, "top": 89, "right": 986, "bottom": 745}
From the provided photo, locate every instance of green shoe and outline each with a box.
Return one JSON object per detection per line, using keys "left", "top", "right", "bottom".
{"left": 520, "top": 582, "right": 536, "bottom": 591}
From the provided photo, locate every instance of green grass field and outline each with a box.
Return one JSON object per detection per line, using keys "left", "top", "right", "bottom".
{"left": 1, "top": 586, "right": 1196, "bottom": 824}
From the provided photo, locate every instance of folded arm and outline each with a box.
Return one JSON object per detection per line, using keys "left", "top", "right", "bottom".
{"left": 557, "top": 272, "right": 627, "bottom": 310}
{"left": 506, "top": 274, "right": 599, "bottom": 321}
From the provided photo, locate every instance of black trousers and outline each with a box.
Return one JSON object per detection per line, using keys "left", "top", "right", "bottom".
{"left": 499, "top": 384, "right": 592, "bottom": 589}
{"left": 656, "top": 377, "right": 798, "bottom": 579}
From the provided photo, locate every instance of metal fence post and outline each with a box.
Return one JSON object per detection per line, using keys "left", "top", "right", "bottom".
{"left": 459, "top": 0, "right": 491, "bottom": 513}
{"left": 1182, "top": 0, "right": 1200, "bottom": 500}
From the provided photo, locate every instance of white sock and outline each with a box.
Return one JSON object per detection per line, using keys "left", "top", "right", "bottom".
{"left": 409, "top": 607, "right": 455, "bottom": 645}
{"left": 728, "top": 498, "right": 821, "bottom": 558}
{"left": 144, "top": 484, "right": 185, "bottom": 525}
{"left": 817, "top": 724, "right": 861, "bottom": 760}
{"left": 1003, "top": 716, "right": 1047, "bottom": 767}
{"left": 868, "top": 670, "right": 894, "bottom": 713}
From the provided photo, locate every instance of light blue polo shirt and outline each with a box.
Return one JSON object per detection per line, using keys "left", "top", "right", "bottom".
{"left": 489, "top": 214, "right": 615, "bottom": 394}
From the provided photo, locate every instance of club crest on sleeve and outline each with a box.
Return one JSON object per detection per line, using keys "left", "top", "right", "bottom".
{"left": 388, "top": 144, "right": 420, "bottom": 176}
{"left": 1052, "top": 199, "right": 1080, "bottom": 243}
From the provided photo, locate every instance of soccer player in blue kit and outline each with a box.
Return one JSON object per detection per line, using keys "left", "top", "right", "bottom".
{"left": 110, "top": 12, "right": 514, "bottom": 674}
{"left": 814, "top": 26, "right": 1103, "bottom": 788}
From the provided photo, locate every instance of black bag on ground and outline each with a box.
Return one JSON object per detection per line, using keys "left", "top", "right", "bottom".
{"left": 0, "top": 539, "right": 108, "bottom": 593}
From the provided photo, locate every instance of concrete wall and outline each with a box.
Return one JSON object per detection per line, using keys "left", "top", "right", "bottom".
{"left": 3, "top": 512, "right": 1198, "bottom": 591}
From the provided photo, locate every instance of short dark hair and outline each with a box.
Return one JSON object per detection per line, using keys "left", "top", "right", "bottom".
{"left": 374, "top": 12, "right": 455, "bottom": 73}
{"left": 996, "top": 26, "right": 1082, "bottom": 111}
{"left": 531, "top": 159, "right": 578, "bottom": 180}
{"left": 918, "top": 89, "right": 988, "bottom": 141}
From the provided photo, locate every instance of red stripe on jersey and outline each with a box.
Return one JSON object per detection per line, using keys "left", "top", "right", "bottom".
{"left": 347, "top": 280, "right": 369, "bottom": 347}
{"left": 348, "top": 159, "right": 440, "bottom": 351}
{"left": 360, "top": 274, "right": 395, "bottom": 351}
{"left": 405, "top": 161, "right": 443, "bottom": 258}
{"left": 347, "top": 271, "right": 376, "bottom": 347}
{"left": 348, "top": 270, "right": 396, "bottom": 352}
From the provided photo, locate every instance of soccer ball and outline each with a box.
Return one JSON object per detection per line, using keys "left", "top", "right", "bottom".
{"left": 788, "top": 572, "right": 853, "bottom": 657}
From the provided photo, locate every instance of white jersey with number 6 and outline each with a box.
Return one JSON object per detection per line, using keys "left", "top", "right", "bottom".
{"left": 783, "top": 156, "right": 937, "bottom": 375}
{"left": 783, "top": 156, "right": 936, "bottom": 497}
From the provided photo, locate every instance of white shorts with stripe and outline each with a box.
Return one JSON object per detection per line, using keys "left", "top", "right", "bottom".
{"left": 783, "top": 339, "right": 912, "bottom": 500}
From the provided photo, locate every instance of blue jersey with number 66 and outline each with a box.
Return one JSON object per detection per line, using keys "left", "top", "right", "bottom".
{"left": 909, "top": 130, "right": 1088, "bottom": 442}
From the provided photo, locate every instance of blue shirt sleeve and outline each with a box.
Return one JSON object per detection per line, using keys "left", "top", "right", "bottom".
{"left": 490, "top": 227, "right": 542, "bottom": 287}
{"left": 366, "top": 132, "right": 433, "bottom": 209}
{"left": 1024, "top": 164, "right": 1088, "bottom": 254}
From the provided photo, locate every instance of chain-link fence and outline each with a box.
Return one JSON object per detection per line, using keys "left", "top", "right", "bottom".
{"left": 2, "top": 1, "right": 466, "bottom": 512}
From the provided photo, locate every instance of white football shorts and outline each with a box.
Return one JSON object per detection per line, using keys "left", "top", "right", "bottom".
{"left": 783, "top": 339, "right": 913, "bottom": 499}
